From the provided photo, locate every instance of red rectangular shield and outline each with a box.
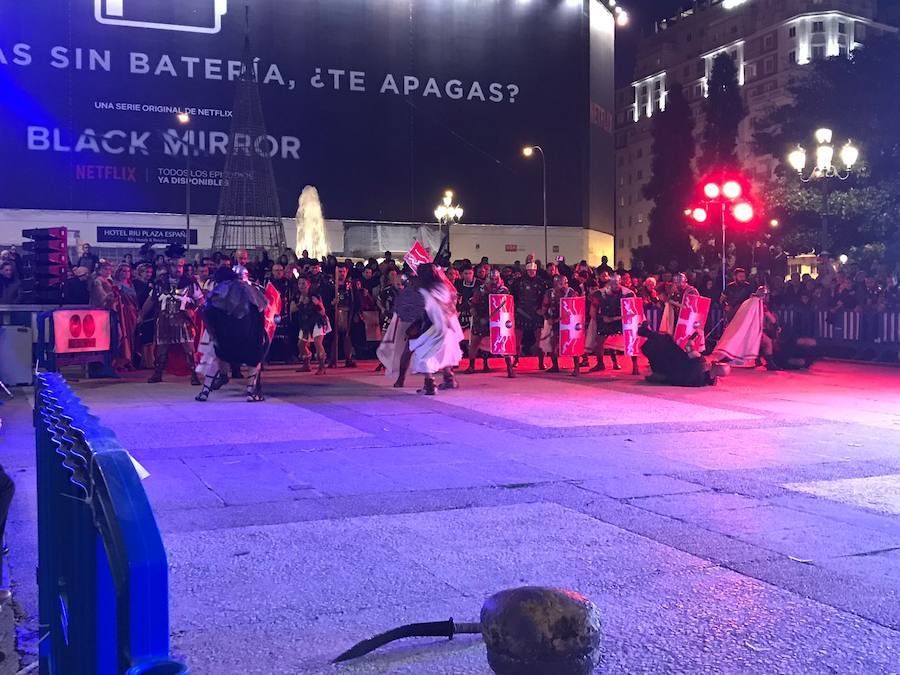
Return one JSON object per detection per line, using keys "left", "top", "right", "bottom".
{"left": 621, "top": 296, "right": 646, "bottom": 357}
{"left": 263, "top": 282, "right": 282, "bottom": 342}
{"left": 673, "top": 294, "right": 711, "bottom": 352}
{"left": 489, "top": 294, "right": 517, "bottom": 356}
{"left": 403, "top": 241, "right": 433, "bottom": 274}
{"left": 559, "top": 295, "right": 585, "bottom": 357}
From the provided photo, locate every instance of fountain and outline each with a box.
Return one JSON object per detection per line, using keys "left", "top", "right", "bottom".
{"left": 295, "top": 185, "right": 327, "bottom": 260}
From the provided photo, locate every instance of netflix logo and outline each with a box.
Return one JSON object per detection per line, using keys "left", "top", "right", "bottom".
{"left": 75, "top": 164, "right": 138, "bottom": 182}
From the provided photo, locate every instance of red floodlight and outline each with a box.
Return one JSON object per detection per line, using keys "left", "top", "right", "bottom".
{"left": 691, "top": 207, "right": 709, "bottom": 223}
{"left": 733, "top": 202, "right": 754, "bottom": 223}
{"left": 703, "top": 182, "right": 720, "bottom": 199}
{"left": 722, "top": 180, "right": 742, "bottom": 200}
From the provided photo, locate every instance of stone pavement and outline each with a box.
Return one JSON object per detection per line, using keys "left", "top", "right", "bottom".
{"left": 3, "top": 359, "right": 900, "bottom": 673}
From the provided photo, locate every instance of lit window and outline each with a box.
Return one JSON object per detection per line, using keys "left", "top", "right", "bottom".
{"left": 812, "top": 21, "right": 824, "bottom": 33}
{"left": 789, "top": 26, "right": 797, "bottom": 38}
{"left": 619, "top": 196, "right": 625, "bottom": 207}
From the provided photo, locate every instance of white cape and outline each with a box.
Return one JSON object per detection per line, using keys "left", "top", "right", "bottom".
{"left": 710, "top": 296, "right": 763, "bottom": 367}
{"left": 376, "top": 314, "right": 410, "bottom": 379}
{"left": 409, "top": 286, "right": 464, "bottom": 374}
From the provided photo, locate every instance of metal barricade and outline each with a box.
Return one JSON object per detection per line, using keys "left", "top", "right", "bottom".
{"left": 34, "top": 372, "right": 187, "bottom": 675}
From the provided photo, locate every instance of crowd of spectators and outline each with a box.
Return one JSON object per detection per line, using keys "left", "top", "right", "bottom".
{"left": 1, "top": 241, "right": 898, "bottom": 369}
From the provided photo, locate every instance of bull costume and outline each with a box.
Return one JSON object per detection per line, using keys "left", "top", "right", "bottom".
{"left": 194, "top": 267, "right": 269, "bottom": 402}
{"left": 408, "top": 264, "right": 464, "bottom": 395}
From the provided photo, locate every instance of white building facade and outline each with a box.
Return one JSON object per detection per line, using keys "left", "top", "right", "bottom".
{"left": 615, "top": 0, "right": 895, "bottom": 266}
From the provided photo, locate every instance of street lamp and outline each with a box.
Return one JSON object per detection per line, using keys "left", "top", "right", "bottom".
{"left": 522, "top": 145, "right": 548, "bottom": 264}
{"left": 434, "top": 190, "right": 462, "bottom": 254}
{"left": 176, "top": 112, "right": 192, "bottom": 252}
{"left": 689, "top": 177, "right": 754, "bottom": 291}
{"left": 787, "top": 128, "right": 858, "bottom": 258}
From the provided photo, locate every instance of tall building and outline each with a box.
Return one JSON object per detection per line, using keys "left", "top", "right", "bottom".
{"left": 614, "top": 0, "right": 896, "bottom": 267}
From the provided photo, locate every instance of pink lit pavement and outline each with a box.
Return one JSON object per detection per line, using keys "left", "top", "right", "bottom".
{"left": 4, "top": 359, "right": 900, "bottom": 673}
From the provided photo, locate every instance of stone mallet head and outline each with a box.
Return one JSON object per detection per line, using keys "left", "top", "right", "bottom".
{"left": 333, "top": 586, "right": 602, "bottom": 674}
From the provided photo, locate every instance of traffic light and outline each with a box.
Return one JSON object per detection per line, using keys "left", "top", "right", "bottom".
{"left": 21, "top": 227, "right": 68, "bottom": 303}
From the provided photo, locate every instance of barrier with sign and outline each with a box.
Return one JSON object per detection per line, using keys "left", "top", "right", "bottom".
{"left": 36, "top": 308, "right": 114, "bottom": 373}
{"left": 34, "top": 372, "right": 187, "bottom": 675}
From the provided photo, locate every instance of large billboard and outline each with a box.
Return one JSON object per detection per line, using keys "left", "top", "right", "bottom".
{"left": 0, "top": 1, "right": 613, "bottom": 230}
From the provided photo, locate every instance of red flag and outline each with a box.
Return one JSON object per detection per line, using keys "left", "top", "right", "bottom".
{"left": 263, "top": 282, "right": 282, "bottom": 342}
{"left": 621, "top": 296, "right": 646, "bottom": 357}
{"left": 489, "top": 294, "right": 517, "bottom": 356}
{"left": 403, "top": 241, "right": 433, "bottom": 274}
{"left": 673, "top": 294, "right": 710, "bottom": 352}
{"left": 559, "top": 295, "right": 586, "bottom": 357}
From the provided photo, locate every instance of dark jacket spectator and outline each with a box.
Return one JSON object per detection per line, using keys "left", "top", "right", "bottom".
{"left": 75, "top": 243, "right": 100, "bottom": 272}
{"left": 0, "top": 262, "right": 22, "bottom": 304}
{"left": 63, "top": 267, "right": 91, "bottom": 305}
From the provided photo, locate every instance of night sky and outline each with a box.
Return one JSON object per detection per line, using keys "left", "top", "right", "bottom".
{"left": 616, "top": 0, "right": 690, "bottom": 86}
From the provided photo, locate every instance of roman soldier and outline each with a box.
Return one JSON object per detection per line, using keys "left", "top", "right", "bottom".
{"left": 511, "top": 262, "right": 547, "bottom": 369}
{"left": 141, "top": 258, "right": 203, "bottom": 385}
{"left": 465, "top": 269, "right": 514, "bottom": 378}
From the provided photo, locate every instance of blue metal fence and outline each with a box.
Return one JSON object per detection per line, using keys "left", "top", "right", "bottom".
{"left": 34, "top": 372, "right": 187, "bottom": 675}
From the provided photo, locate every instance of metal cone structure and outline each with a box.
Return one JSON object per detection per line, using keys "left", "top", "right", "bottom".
{"left": 212, "top": 32, "right": 286, "bottom": 254}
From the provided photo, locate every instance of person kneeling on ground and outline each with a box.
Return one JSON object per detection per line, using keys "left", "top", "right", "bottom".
{"left": 638, "top": 322, "right": 729, "bottom": 387}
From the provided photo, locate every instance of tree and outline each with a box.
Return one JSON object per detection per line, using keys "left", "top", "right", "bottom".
{"left": 754, "top": 35, "right": 900, "bottom": 258}
{"left": 699, "top": 53, "right": 746, "bottom": 173}
{"left": 641, "top": 81, "right": 696, "bottom": 269}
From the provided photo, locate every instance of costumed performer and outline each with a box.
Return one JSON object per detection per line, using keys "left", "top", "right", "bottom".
{"left": 408, "top": 263, "right": 464, "bottom": 395}
{"left": 195, "top": 266, "right": 270, "bottom": 402}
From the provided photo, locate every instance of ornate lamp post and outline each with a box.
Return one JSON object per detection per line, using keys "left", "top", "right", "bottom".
{"left": 787, "top": 128, "right": 859, "bottom": 259}
{"left": 434, "top": 190, "right": 463, "bottom": 259}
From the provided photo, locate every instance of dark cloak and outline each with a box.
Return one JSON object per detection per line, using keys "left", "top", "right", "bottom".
{"left": 204, "top": 280, "right": 269, "bottom": 366}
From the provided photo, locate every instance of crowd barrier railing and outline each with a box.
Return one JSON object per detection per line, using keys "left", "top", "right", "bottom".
{"left": 34, "top": 372, "right": 187, "bottom": 675}
{"left": 642, "top": 304, "right": 900, "bottom": 351}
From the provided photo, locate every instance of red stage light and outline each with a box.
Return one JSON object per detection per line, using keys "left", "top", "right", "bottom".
{"left": 722, "top": 180, "right": 742, "bottom": 200}
{"left": 691, "top": 207, "right": 709, "bottom": 223}
{"left": 733, "top": 202, "right": 754, "bottom": 223}
{"left": 703, "top": 182, "right": 720, "bottom": 199}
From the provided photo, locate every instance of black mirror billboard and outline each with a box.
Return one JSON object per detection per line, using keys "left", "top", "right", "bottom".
{"left": 0, "top": 1, "right": 613, "bottom": 230}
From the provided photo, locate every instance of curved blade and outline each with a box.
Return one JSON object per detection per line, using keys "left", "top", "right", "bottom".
{"left": 333, "top": 618, "right": 480, "bottom": 663}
